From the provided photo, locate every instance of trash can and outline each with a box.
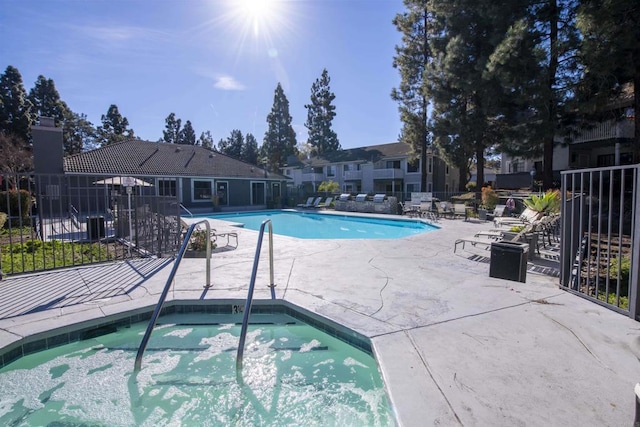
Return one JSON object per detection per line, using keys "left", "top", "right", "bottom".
{"left": 87, "top": 216, "right": 105, "bottom": 241}
{"left": 489, "top": 240, "right": 528, "bottom": 282}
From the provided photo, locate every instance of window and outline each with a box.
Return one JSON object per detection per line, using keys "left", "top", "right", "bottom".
{"left": 193, "top": 180, "right": 212, "bottom": 200}
{"left": 158, "top": 179, "right": 176, "bottom": 197}
{"left": 406, "top": 183, "right": 419, "bottom": 197}
{"left": 327, "top": 165, "right": 336, "bottom": 177}
{"left": 427, "top": 157, "right": 433, "bottom": 174}
{"left": 597, "top": 154, "right": 615, "bottom": 167}
{"left": 343, "top": 163, "right": 361, "bottom": 173}
{"left": 445, "top": 164, "right": 449, "bottom": 175}
{"left": 251, "top": 182, "right": 265, "bottom": 205}
{"left": 285, "top": 169, "right": 291, "bottom": 176}
{"left": 427, "top": 182, "right": 432, "bottom": 192}
{"left": 386, "top": 160, "right": 401, "bottom": 169}
{"left": 407, "top": 159, "right": 419, "bottom": 173}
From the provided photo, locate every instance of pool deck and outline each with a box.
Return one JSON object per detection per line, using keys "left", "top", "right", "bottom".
{"left": 1, "top": 211, "right": 638, "bottom": 426}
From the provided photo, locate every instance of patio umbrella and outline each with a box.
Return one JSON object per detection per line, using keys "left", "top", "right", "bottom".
{"left": 93, "top": 176, "right": 153, "bottom": 187}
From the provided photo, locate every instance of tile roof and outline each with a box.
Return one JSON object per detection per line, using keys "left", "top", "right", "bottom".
{"left": 64, "top": 139, "right": 286, "bottom": 179}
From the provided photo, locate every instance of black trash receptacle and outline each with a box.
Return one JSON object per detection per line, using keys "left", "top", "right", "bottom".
{"left": 489, "top": 240, "right": 528, "bottom": 282}
{"left": 87, "top": 216, "right": 105, "bottom": 241}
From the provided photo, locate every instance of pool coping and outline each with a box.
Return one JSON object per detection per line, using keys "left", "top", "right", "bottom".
{"left": 0, "top": 299, "right": 374, "bottom": 369}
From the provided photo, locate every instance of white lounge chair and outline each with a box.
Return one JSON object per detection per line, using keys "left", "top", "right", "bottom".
{"left": 297, "top": 197, "right": 314, "bottom": 208}
{"left": 317, "top": 197, "right": 333, "bottom": 209}
{"left": 494, "top": 207, "right": 541, "bottom": 227}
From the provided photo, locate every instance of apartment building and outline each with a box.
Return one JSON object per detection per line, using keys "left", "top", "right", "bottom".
{"left": 281, "top": 142, "right": 458, "bottom": 197}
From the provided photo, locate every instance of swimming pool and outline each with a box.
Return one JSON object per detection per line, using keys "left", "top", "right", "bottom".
{"left": 199, "top": 210, "right": 436, "bottom": 239}
{"left": 0, "top": 310, "right": 394, "bottom": 426}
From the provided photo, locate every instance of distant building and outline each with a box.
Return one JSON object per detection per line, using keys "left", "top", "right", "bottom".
{"left": 281, "top": 142, "right": 458, "bottom": 198}
{"left": 32, "top": 118, "right": 289, "bottom": 212}
{"left": 498, "top": 85, "right": 636, "bottom": 189}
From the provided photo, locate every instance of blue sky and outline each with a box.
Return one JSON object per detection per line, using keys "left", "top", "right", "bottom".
{"left": 2, "top": 0, "right": 405, "bottom": 150}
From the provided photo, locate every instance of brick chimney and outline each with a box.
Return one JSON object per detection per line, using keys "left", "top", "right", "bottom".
{"left": 32, "top": 117, "right": 64, "bottom": 174}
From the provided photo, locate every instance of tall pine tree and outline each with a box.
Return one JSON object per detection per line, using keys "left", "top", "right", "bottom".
{"left": 28, "top": 75, "right": 71, "bottom": 127}
{"left": 218, "top": 129, "right": 244, "bottom": 158}
{"left": 242, "top": 133, "right": 259, "bottom": 165}
{"left": 162, "top": 113, "right": 182, "bottom": 144}
{"left": 179, "top": 120, "right": 196, "bottom": 145}
{"left": 392, "top": 0, "right": 432, "bottom": 191}
{"left": 263, "top": 83, "right": 298, "bottom": 172}
{"left": 304, "top": 69, "right": 340, "bottom": 155}
{"left": 428, "top": 0, "right": 527, "bottom": 190}
{"left": 0, "top": 65, "right": 33, "bottom": 142}
{"left": 576, "top": 0, "right": 640, "bottom": 152}
{"left": 198, "top": 130, "right": 214, "bottom": 149}
{"left": 97, "top": 104, "right": 135, "bottom": 146}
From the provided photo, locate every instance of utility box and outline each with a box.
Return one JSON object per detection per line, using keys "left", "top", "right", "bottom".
{"left": 489, "top": 240, "right": 528, "bottom": 283}
{"left": 87, "top": 216, "right": 105, "bottom": 241}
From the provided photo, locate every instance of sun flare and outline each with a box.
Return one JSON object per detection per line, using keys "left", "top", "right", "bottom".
{"left": 235, "top": 0, "right": 281, "bottom": 37}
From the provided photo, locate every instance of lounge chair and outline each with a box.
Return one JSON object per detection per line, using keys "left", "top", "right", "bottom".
{"left": 212, "top": 228, "right": 238, "bottom": 248}
{"left": 452, "top": 203, "right": 472, "bottom": 220}
{"left": 454, "top": 234, "right": 499, "bottom": 252}
{"left": 494, "top": 207, "right": 541, "bottom": 227}
{"left": 436, "top": 202, "right": 454, "bottom": 219}
{"left": 298, "top": 197, "right": 322, "bottom": 209}
{"left": 297, "top": 197, "right": 315, "bottom": 208}
{"left": 317, "top": 197, "right": 333, "bottom": 209}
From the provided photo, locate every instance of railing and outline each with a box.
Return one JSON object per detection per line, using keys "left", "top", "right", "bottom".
{"left": 134, "top": 220, "right": 212, "bottom": 371}
{"left": 180, "top": 203, "right": 194, "bottom": 217}
{"left": 236, "top": 219, "right": 276, "bottom": 379}
{"left": 560, "top": 164, "right": 639, "bottom": 320}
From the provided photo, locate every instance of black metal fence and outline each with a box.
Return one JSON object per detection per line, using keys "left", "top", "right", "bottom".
{"left": 0, "top": 173, "right": 181, "bottom": 278}
{"left": 560, "top": 165, "right": 639, "bottom": 320}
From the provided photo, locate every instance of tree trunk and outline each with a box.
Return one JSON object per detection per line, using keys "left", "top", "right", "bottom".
{"left": 543, "top": 0, "right": 558, "bottom": 190}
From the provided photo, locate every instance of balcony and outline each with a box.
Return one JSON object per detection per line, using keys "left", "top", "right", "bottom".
{"left": 343, "top": 170, "right": 363, "bottom": 180}
{"left": 373, "top": 168, "right": 404, "bottom": 180}
{"left": 301, "top": 172, "right": 324, "bottom": 182}
{"left": 571, "top": 119, "right": 634, "bottom": 144}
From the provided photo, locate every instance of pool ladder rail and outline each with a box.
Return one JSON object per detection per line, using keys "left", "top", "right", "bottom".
{"left": 134, "top": 219, "right": 276, "bottom": 374}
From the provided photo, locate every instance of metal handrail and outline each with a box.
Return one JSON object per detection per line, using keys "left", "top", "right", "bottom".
{"left": 236, "top": 219, "right": 275, "bottom": 377}
{"left": 179, "top": 203, "right": 194, "bottom": 217}
{"left": 134, "top": 219, "right": 212, "bottom": 371}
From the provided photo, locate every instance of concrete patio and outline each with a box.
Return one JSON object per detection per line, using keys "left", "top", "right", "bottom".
{"left": 0, "top": 212, "right": 638, "bottom": 426}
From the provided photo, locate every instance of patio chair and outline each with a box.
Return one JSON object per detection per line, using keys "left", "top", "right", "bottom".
{"left": 452, "top": 203, "right": 472, "bottom": 220}
{"left": 317, "top": 197, "right": 333, "bottom": 209}
{"left": 436, "top": 202, "right": 454, "bottom": 219}
{"left": 306, "top": 197, "right": 322, "bottom": 208}
{"left": 454, "top": 234, "right": 499, "bottom": 252}
{"left": 297, "top": 197, "right": 315, "bottom": 208}
{"left": 494, "top": 207, "right": 541, "bottom": 227}
{"left": 212, "top": 228, "right": 238, "bottom": 248}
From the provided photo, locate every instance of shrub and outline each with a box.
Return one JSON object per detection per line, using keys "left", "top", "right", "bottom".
{"left": 318, "top": 180, "right": 340, "bottom": 193}
{"left": 481, "top": 186, "right": 498, "bottom": 211}
{"left": 524, "top": 190, "right": 560, "bottom": 215}
{"left": 0, "top": 212, "right": 7, "bottom": 230}
{"left": 189, "top": 229, "right": 216, "bottom": 251}
{"left": 0, "top": 190, "right": 32, "bottom": 227}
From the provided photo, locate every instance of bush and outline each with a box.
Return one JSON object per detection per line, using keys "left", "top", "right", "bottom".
{"left": 0, "top": 190, "right": 32, "bottom": 226}
{"left": 524, "top": 190, "right": 560, "bottom": 215}
{"left": 0, "top": 212, "right": 7, "bottom": 230}
{"left": 481, "top": 186, "right": 498, "bottom": 211}
{"left": 318, "top": 180, "right": 340, "bottom": 193}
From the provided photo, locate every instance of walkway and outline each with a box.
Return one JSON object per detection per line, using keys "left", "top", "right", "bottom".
{"left": 0, "top": 213, "right": 638, "bottom": 426}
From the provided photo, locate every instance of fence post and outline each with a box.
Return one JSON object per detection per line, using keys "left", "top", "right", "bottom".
{"left": 629, "top": 166, "right": 640, "bottom": 320}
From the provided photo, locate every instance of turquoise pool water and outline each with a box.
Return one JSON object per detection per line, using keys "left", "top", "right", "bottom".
{"left": 0, "top": 313, "right": 394, "bottom": 426}
{"left": 199, "top": 210, "right": 435, "bottom": 239}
